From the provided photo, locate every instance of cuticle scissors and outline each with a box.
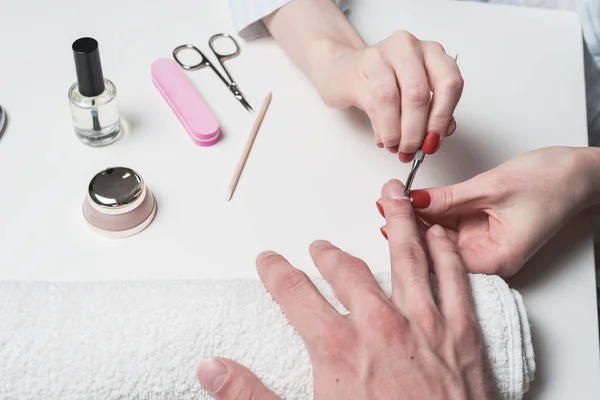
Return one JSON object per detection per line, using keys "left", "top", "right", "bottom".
{"left": 173, "top": 33, "right": 253, "bottom": 111}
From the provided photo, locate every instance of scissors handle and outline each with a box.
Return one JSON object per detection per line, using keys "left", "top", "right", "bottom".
{"left": 173, "top": 35, "right": 252, "bottom": 111}
{"left": 173, "top": 44, "right": 210, "bottom": 71}
{"left": 173, "top": 44, "right": 230, "bottom": 88}
{"left": 208, "top": 34, "right": 242, "bottom": 86}
{"left": 208, "top": 33, "right": 241, "bottom": 62}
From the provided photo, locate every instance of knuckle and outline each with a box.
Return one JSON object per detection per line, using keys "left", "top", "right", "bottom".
{"left": 385, "top": 205, "right": 414, "bottom": 222}
{"left": 367, "top": 302, "right": 405, "bottom": 341}
{"left": 371, "top": 84, "right": 399, "bottom": 105}
{"left": 396, "top": 242, "right": 427, "bottom": 264}
{"left": 440, "top": 75, "right": 464, "bottom": 92}
{"left": 411, "top": 306, "right": 442, "bottom": 335}
{"left": 428, "top": 113, "right": 452, "bottom": 132}
{"left": 276, "top": 269, "right": 310, "bottom": 295}
{"left": 424, "top": 40, "right": 446, "bottom": 53}
{"left": 404, "top": 83, "right": 431, "bottom": 106}
{"left": 433, "top": 187, "right": 455, "bottom": 213}
{"left": 338, "top": 257, "right": 369, "bottom": 280}
{"left": 391, "top": 30, "right": 419, "bottom": 46}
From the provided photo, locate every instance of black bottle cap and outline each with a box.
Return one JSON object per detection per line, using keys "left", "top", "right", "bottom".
{"left": 72, "top": 37, "right": 105, "bottom": 97}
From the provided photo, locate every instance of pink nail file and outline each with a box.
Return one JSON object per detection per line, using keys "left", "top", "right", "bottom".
{"left": 151, "top": 58, "right": 220, "bottom": 146}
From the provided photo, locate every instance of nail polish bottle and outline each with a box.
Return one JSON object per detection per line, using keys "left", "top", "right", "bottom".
{"left": 69, "top": 37, "right": 122, "bottom": 146}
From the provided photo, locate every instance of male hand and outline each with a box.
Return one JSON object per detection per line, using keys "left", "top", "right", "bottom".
{"left": 197, "top": 180, "right": 498, "bottom": 400}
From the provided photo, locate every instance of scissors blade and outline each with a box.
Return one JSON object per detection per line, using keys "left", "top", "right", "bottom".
{"left": 238, "top": 96, "right": 253, "bottom": 111}
{"left": 228, "top": 85, "right": 253, "bottom": 111}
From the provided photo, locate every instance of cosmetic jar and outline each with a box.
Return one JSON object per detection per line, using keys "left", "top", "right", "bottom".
{"left": 83, "top": 167, "right": 157, "bottom": 238}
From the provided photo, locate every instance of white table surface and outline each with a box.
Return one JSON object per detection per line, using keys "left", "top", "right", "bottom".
{"left": 1, "top": 0, "right": 599, "bottom": 398}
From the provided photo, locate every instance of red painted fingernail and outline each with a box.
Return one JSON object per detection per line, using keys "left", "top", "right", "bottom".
{"left": 387, "top": 145, "right": 399, "bottom": 154}
{"left": 377, "top": 142, "right": 384, "bottom": 148}
{"left": 380, "top": 226, "right": 388, "bottom": 240}
{"left": 408, "top": 190, "right": 431, "bottom": 208}
{"left": 422, "top": 132, "right": 440, "bottom": 154}
{"left": 376, "top": 199, "right": 384, "bottom": 217}
{"left": 398, "top": 152, "right": 415, "bottom": 163}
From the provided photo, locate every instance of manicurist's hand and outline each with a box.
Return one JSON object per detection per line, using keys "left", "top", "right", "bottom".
{"left": 378, "top": 146, "right": 600, "bottom": 277}
{"left": 196, "top": 180, "right": 498, "bottom": 400}
{"left": 263, "top": 0, "right": 463, "bottom": 161}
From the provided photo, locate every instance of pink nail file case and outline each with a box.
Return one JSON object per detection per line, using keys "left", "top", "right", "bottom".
{"left": 151, "top": 58, "right": 220, "bottom": 146}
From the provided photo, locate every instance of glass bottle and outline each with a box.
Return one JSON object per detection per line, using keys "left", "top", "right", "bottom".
{"left": 69, "top": 37, "right": 122, "bottom": 146}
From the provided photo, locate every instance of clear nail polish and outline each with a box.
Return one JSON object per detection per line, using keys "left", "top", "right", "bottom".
{"left": 69, "top": 37, "right": 122, "bottom": 146}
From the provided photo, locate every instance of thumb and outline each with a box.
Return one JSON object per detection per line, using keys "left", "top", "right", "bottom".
{"left": 197, "top": 357, "right": 280, "bottom": 400}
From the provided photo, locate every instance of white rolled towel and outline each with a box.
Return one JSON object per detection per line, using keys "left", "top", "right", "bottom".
{"left": 0, "top": 272, "right": 534, "bottom": 399}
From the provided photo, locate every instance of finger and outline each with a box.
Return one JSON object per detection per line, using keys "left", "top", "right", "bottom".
{"left": 380, "top": 225, "right": 388, "bottom": 240}
{"left": 381, "top": 217, "right": 434, "bottom": 271}
{"left": 256, "top": 251, "right": 341, "bottom": 344}
{"left": 384, "top": 32, "right": 430, "bottom": 154}
{"left": 398, "top": 152, "right": 415, "bottom": 163}
{"left": 447, "top": 117, "right": 457, "bottom": 136}
{"left": 374, "top": 131, "right": 384, "bottom": 148}
{"left": 380, "top": 217, "right": 430, "bottom": 239}
{"left": 376, "top": 198, "right": 384, "bottom": 217}
{"left": 421, "top": 42, "right": 464, "bottom": 154}
{"left": 407, "top": 179, "right": 485, "bottom": 229}
{"left": 309, "top": 240, "right": 387, "bottom": 312}
{"left": 380, "top": 179, "right": 435, "bottom": 308}
{"left": 197, "top": 357, "right": 281, "bottom": 399}
{"left": 362, "top": 49, "right": 402, "bottom": 151}
{"left": 425, "top": 225, "right": 476, "bottom": 323}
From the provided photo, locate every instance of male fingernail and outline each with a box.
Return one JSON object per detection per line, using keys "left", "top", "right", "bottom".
{"left": 257, "top": 250, "right": 276, "bottom": 259}
{"left": 422, "top": 132, "right": 440, "bottom": 154}
{"left": 398, "top": 152, "right": 415, "bottom": 163}
{"left": 383, "top": 180, "right": 405, "bottom": 200}
{"left": 408, "top": 190, "right": 431, "bottom": 208}
{"left": 380, "top": 226, "right": 388, "bottom": 240}
{"left": 376, "top": 142, "right": 384, "bottom": 148}
{"left": 197, "top": 358, "right": 228, "bottom": 393}
{"left": 429, "top": 225, "right": 446, "bottom": 238}
{"left": 376, "top": 199, "right": 384, "bottom": 217}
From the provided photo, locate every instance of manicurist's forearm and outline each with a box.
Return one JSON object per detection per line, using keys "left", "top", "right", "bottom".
{"left": 263, "top": 0, "right": 365, "bottom": 85}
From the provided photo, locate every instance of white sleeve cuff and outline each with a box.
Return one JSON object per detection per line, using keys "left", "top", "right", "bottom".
{"left": 229, "top": 0, "right": 349, "bottom": 40}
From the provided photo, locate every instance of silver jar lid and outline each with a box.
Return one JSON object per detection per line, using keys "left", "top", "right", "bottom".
{"left": 83, "top": 166, "right": 157, "bottom": 238}
{"left": 88, "top": 167, "right": 144, "bottom": 209}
